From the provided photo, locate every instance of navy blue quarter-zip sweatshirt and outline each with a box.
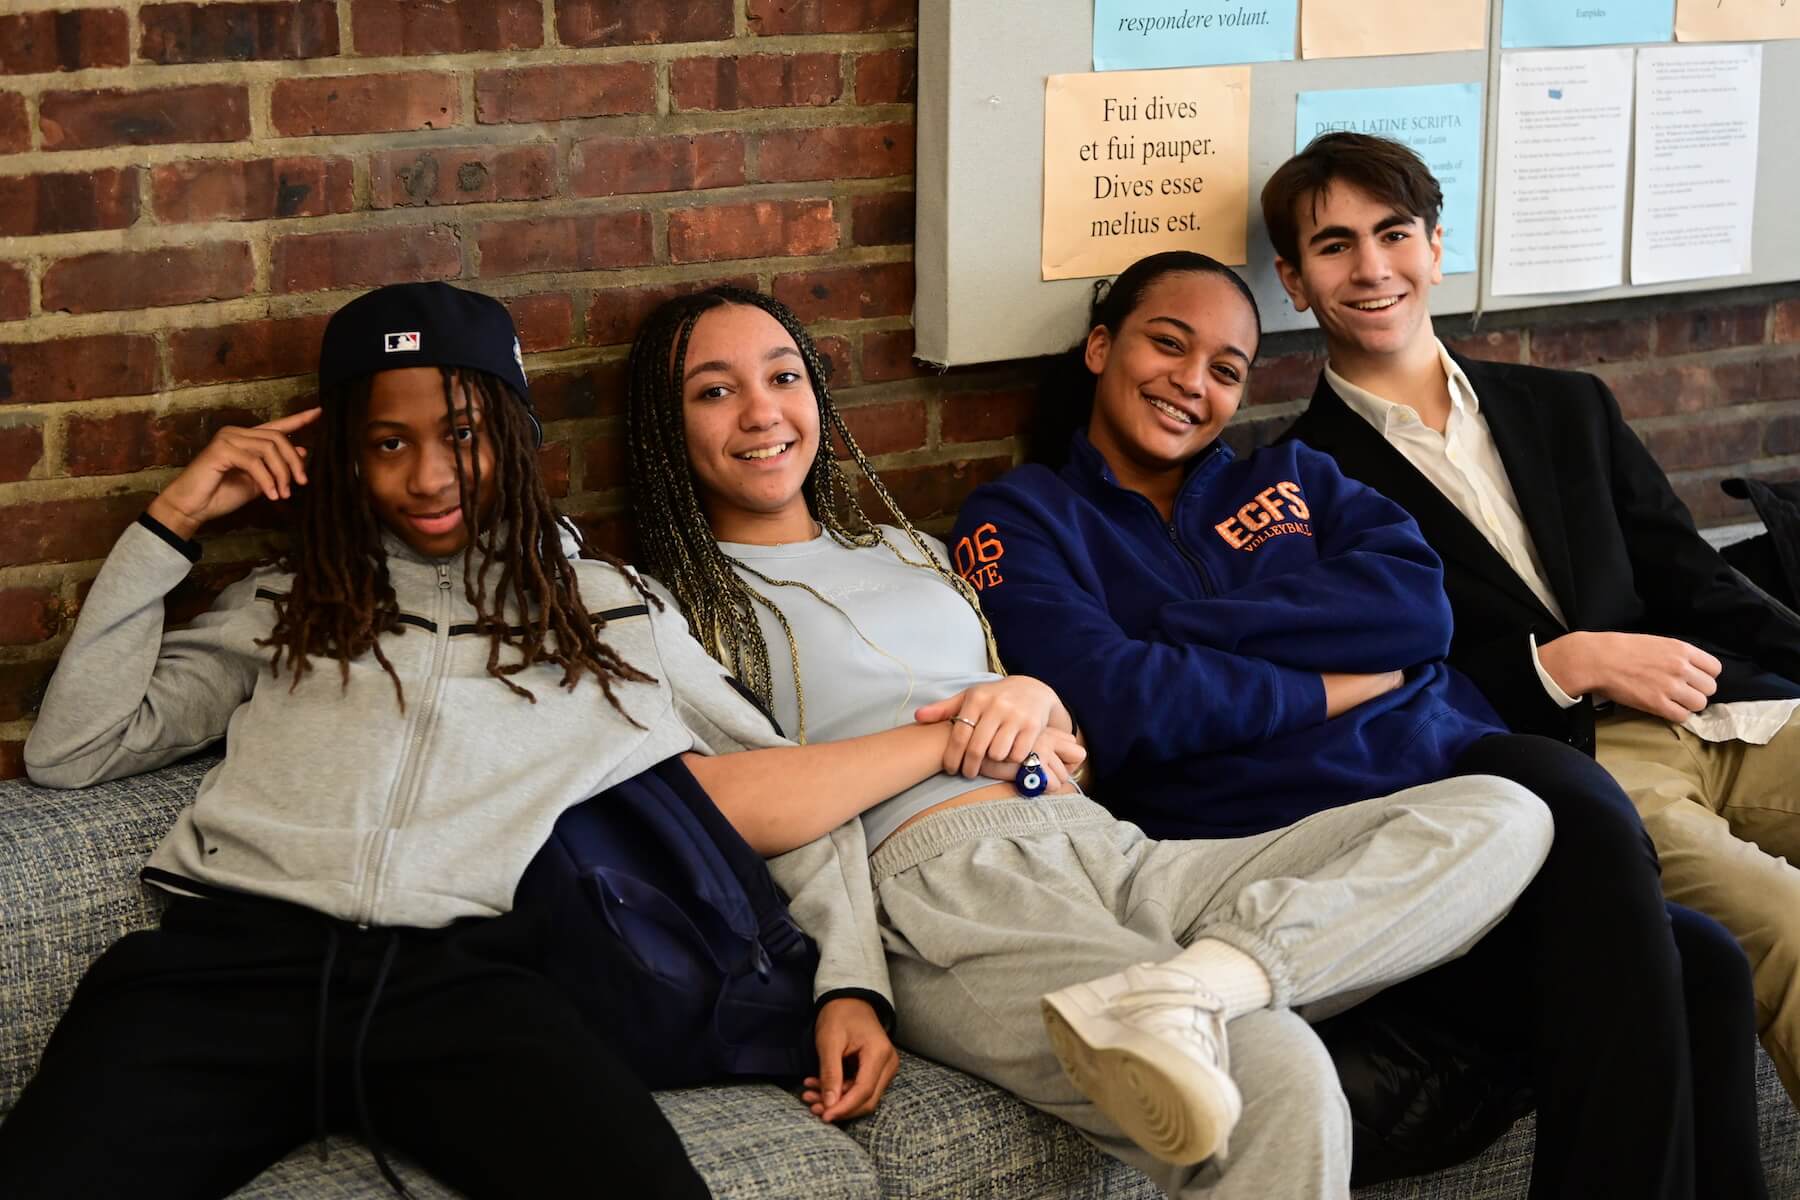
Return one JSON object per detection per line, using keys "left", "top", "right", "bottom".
{"left": 949, "top": 431, "right": 1504, "bottom": 839}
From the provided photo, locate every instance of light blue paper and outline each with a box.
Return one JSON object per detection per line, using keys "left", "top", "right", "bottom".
{"left": 1501, "top": 0, "right": 1674, "bottom": 49}
{"left": 1094, "top": 0, "right": 1297, "bottom": 70}
{"left": 1294, "top": 84, "right": 1484, "bottom": 276}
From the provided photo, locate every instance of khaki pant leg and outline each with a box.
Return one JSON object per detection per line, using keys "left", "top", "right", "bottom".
{"left": 1714, "top": 712, "right": 1800, "bottom": 860}
{"left": 1597, "top": 711, "right": 1800, "bottom": 1107}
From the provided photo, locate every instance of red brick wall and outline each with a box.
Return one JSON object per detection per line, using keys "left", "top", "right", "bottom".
{"left": 1, "top": 0, "right": 1796, "bottom": 777}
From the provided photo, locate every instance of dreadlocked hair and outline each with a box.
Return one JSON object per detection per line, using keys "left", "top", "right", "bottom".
{"left": 625, "top": 285, "right": 1002, "bottom": 742}
{"left": 260, "top": 365, "right": 655, "bottom": 722}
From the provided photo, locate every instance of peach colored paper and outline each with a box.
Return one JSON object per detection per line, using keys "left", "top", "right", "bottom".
{"left": 1041, "top": 67, "right": 1250, "bottom": 281}
{"left": 1676, "top": 0, "right": 1800, "bottom": 42}
{"left": 1301, "top": 0, "right": 1488, "bottom": 59}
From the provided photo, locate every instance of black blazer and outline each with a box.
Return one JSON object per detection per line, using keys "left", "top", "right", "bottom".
{"left": 1283, "top": 353, "right": 1800, "bottom": 753}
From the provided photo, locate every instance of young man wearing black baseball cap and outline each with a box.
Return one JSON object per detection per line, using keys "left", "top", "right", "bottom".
{"left": 1, "top": 282, "right": 908, "bottom": 1197}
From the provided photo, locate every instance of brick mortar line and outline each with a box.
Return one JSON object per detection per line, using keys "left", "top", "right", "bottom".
{"left": 38, "top": 402, "right": 69, "bottom": 479}
{"left": 857, "top": 440, "right": 1017, "bottom": 470}
{"left": 0, "top": 382, "right": 316, "bottom": 433}
{"left": 4, "top": 173, "right": 919, "bottom": 252}
{"left": 2, "top": 336, "right": 941, "bottom": 433}
{"left": 1663, "top": 460, "right": 1800, "bottom": 496}
{"left": 0, "top": 560, "right": 103, "bottom": 592}
{"left": 0, "top": 247, "right": 917, "bottom": 339}
{"left": 0, "top": 471, "right": 174, "bottom": 506}
{"left": 417, "top": 241, "right": 914, "bottom": 295}
{"left": 1588, "top": 341, "right": 1800, "bottom": 372}
{"left": 0, "top": 629, "right": 72, "bottom": 666}
{"left": 1670, "top": 453, "right": 1800, "bottom": 480}
{"left": 4, "top": 0, "right": 139, "bottom": 13}
{"left": 0, "top": 105, "right": 918, "bottom": 176}
{"left": 0, "top": 33, "right": 918, "bottom": 96}
{"left": 536, "top": 0, "right": 555, "bottom": 53}
{"left": 0, "top": 527, "right": 275, "bottom": 592}
{"left": 1629, "top": 398, "right": 1800, "bottom": 431}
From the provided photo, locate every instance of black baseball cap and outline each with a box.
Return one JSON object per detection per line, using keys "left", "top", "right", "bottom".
{"left": 318, "top": 282, "right": 541, "bottom": 446}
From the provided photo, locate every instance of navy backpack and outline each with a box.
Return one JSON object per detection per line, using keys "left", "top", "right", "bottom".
{"left": 516, "top": 756, "right": 821, "bottom": 1089}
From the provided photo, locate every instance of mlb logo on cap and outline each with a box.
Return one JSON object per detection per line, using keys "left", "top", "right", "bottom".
{"left": 320, "top": 282, "right": 539, "bottom": 444}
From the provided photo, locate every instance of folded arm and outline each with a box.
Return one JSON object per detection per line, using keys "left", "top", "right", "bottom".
{"left": 951, "top": 490, "right": 1327, "bottom": 780}
{"left": 1147, "top": 449, "right": 1455, "bottom": 673}
{"left": 1598, "top": 375, "right": 1800, "bottom": 685}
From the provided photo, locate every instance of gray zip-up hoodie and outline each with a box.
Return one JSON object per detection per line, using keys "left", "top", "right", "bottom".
{"left": 24, "top": 518, "right": 890, "bottom": 1009}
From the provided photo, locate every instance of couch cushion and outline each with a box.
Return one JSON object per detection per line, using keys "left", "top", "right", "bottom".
{"left": 0, "top": 757, "right": 210, "bottom": 1110}
{"left": 230, "top": 1087, "right": 882, "bottom": 1199}
{"left": 844, "top": 1051, "right": 1161, "bottom": 1200}
{"left": 233, "top": 1137, "right": 455, "bottom": 1198}
{"left": 658, "top": 1083, "right": 881, "bottom": 1199}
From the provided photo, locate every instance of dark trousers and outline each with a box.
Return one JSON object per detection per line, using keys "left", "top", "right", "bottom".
{"left": 1369, "top": 732, "right": 1764, "bottom": 1199}
{"left": 0, "top": 892, "right": 711, "bottom": 1200}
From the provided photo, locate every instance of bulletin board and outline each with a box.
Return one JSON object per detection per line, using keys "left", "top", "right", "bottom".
{"left": 914, "top": 1, "right": 1800, "bottom": 366}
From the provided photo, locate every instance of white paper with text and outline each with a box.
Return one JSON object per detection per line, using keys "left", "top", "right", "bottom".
{"left": 1492, "top": 48, "right": 1636, "bottom": 295}
{"left": 1631, "top": 43, "right": 1761, "bottom": 285}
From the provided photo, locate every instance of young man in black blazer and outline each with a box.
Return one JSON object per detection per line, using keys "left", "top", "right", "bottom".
{"left": 1271, "top": 132, "right": 1800, "bottom": 1108}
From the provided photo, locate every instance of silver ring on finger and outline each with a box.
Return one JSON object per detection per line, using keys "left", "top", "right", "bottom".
{"left": 950, "top": 716, "right": 977, "bottom": 729}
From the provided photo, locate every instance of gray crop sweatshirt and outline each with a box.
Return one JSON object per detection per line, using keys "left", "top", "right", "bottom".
{"left": 24, "top": 517, "right": 891, "bottom": 1012}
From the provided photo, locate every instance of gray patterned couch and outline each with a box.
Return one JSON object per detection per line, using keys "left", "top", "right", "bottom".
{"left": 4, "top": 755, "right": 1798, "bottom": 1199}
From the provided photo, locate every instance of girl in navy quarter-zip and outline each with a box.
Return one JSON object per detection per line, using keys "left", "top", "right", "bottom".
{"left": 953, "top": 249, "right": 1767, "bottom": 1200}
{"left": 953, "top": 424, "right": 1503, "bottom": 840}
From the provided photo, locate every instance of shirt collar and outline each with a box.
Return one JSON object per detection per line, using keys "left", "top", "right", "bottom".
{"left": 1324, "top": 339, "right": 1477, "bottom": 434}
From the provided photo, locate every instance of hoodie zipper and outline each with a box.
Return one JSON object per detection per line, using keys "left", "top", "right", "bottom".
{"left": 355, "top": 561, "right": 454, "bottom": 926}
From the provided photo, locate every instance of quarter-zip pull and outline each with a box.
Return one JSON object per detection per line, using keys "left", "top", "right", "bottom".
{"left": 437, "top": 563, "right": 451, "bottom": 590}
{"left": 1165, "top": 520, "right": 1220, "bottom": 596}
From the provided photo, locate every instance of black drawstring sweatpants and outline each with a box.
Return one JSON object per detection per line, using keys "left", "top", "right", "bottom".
{"left": 0, "top": 891, "right": 711, "bottom": 1200}
{"left": 1359, "top": 732, "right": 1765, "bottom": 1199}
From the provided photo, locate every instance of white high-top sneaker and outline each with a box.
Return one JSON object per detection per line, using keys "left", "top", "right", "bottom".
{"left": 1041, "top": 962, "right": 1243, "bottom": 1166}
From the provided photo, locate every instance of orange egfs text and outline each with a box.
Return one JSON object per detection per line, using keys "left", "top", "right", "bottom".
{"left": 1214, "top": 481, "right": 1312, "bottom": 551}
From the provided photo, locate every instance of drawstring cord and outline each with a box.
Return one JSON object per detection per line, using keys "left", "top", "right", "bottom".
{"left": 353, "top": 931, "right": 410, "bottom": 1198}
{"left": 312, "top": 923, "right": 411, "bottom": 1198}
{"left": 313, "top": 925, "right": 341, "bottom": 1163}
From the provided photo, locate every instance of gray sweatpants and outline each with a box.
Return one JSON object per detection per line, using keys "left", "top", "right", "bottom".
{"left": 869, "top": 778, "right": 1553, "bottom": 1200}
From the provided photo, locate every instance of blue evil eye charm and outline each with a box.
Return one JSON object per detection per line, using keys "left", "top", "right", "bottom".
{"left": 1015, "top": 752, "right": 1047, "bottom": 798}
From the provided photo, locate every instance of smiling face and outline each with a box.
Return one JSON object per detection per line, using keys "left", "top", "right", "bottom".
{"left": 360, "top": 366, "right": 497, "bottom": 558}
{"left": 1274, "top": 180, "right": 1444, "bottom": 372}
{"left": 1084, "top": 270, "right": 1259, "bottom": 491}
{"left": 679, "top": 303, "right": 822, "bottom": 544}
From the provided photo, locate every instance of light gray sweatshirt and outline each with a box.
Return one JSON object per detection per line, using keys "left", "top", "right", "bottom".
{"left": 24, "top": 519, "right": 891, "bottom": 1010}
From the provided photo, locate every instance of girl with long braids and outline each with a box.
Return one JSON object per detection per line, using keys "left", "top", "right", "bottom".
{"left": 951, "top": 251, "right": 1766, "bottom": 1197}
{"left": 625, "top": 283, "right": 1563, "bottom": 1200}
{"left": 3, "top": 282, "right": 909, "bottom": 1199}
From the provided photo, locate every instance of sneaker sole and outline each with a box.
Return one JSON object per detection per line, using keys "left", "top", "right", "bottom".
{"left": 1041, "top": 992, "right": 1239, "bottom": 1167}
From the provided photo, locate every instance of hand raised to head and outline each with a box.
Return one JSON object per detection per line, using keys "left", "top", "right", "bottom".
{"left": 147, "top": 407, "right": 323, "bottom": 540}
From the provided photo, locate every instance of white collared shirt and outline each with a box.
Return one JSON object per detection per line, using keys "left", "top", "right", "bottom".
{"left": 1330, "top": 340, "right": 1798, "bottom": 745}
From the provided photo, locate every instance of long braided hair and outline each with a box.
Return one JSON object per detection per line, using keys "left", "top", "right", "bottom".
{"left": 261, "top": 365, "right": 654, "bottom": 718}
{"left": 625, "top": 285, "right": 1000, "bottom": 740}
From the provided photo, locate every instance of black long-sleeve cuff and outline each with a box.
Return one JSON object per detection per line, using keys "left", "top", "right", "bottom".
{"left": 137, "top": 511, "right": 202, "bottom": 563}
{"left": 817, "top": 987, "right": 895, "bottom": 1032}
